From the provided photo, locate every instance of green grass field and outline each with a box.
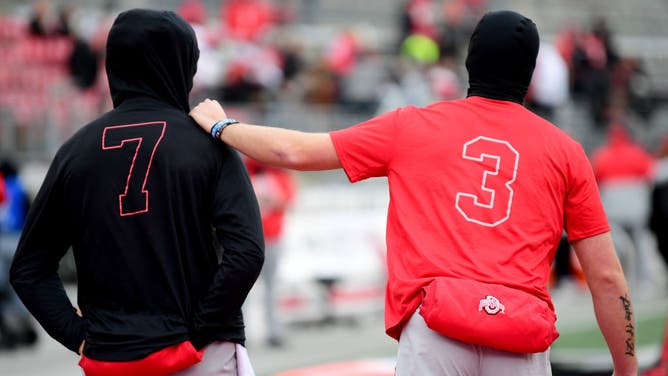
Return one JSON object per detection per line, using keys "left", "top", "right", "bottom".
{"left": 554, "top": 312, "right": 666, "bottom": 348}
{"left": 550, "top": 292, "right": 667, "bottom": 372}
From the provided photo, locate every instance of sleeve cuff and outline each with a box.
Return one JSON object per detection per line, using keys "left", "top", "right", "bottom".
{"left": 64, "top": 316, "right": 89, "bottom": 354}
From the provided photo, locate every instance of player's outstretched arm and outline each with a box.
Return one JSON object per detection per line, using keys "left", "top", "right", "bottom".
{"left": 571, "top": 232, "right": 638, "bottom": 376}
{"left": 190, "top": 99, "right": 341, "bottom": 171}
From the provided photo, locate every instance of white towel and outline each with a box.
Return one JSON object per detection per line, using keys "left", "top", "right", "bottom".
{"left": 235, "top": 344, "right": 256, "bottom": 376}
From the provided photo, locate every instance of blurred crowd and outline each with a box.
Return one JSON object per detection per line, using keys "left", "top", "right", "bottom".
{"left": 0, "top": 0, "right": 663, "bottom": 146}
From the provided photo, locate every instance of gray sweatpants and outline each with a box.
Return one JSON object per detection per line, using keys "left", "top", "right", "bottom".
{"left": 169, "top": 342, "right": 239, "bottom": 376}
{"left": 395, "top": 310, "right": 552, "bottom": 376}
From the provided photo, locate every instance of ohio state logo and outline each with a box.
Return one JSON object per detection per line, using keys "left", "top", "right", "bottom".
{"left": 479, "top": 295, "right": 505, "bottom": 315}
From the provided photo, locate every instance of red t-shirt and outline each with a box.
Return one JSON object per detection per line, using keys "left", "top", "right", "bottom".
{"left": 591, "top": 125, "right": 655, "bottom": 184}
{"left": 222, "top": 0, "right": 274, "bottom": 41}
{"left": 330, "top": 96, "right": 610, "bottom": 340}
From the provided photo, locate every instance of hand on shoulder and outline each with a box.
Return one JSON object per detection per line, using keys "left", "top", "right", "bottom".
{"left": 190, "top": 99, "right": 228, "bottom": 134}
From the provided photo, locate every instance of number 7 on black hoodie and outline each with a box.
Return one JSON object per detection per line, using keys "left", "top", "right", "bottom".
{"left": 9, "top": 8, "right": 265, "bottom": 365}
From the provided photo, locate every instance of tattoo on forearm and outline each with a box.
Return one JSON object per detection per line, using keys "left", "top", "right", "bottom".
{"left": 620, "top": 294, "right": 632, "bottom": 320}
{"left": 619, "top": 294, "right": 635, "bottom": 357}
{"left": 625, "top": 323, "right": 635, "bottom": 356}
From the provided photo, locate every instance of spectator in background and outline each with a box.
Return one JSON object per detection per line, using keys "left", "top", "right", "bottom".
{"left": 179, "top": 0, "right": 207, "bottom": 24}
{"left": 566, "top": 18, "right": 620, "bottom": 129}
{"left": 220, "top": 61, "right": 265, "bottom": 103}
{"left": 650, "top": 137, "right": 668, "bottom": 270}
{"left": 572, "top": 28, "right": 609, "bottom": 127}
{"left": 400, "top": 0, "right": 438, "bottom": 41}
{"left": 375, "top": 36, "right": 440, "bottom": 114}
{"left": 325, "top": 29, "right": 360, "bottom": 80}
{"left": 302, "top": 61, "right": 339, "bottom": 106}
{"left": 54, "top": 3, "right": 75, "bottom": 37}
{"left": 0, "top": 158, "right": 36, "bottom": 349}
{"left": 245, "top": 158, "right": 296, "bottom": 348}
{"left": 592, "top": 123, "right": 655, "bottom": 198}
{"left": 622, "top": 58, "right": 656, "bottom": 123}
{"left": 526, "top": 41, "right": 569, "bottom": 121}
{"left": 592, "top": 18, "right": 620, "bottom": 72}
{"left": 397, "top": 0, "right": 436, "bottom": 52}
{"left": 276, "top": 38, "right": 305, "bottom": 95}
{"left": 438, "top": 0, "right": 474, "bottom": 59}
{"left": 28, "top": 0, "right": 50, "bottom": 36}
{"left": 28, "top": 1, "right": 74, "bottom": 37}
{"left": 220, "top": 42, "right": 284, "bottom": 104}
{"left": 375, "top": 58, "right": 435, "bottom": 115}
{"left": 87, "top": 0, "right": 117, "bottom": 54}
{"left": 179, "top": 0, "right": 226, "bottom": 98}
{"left": 221, "top": 0, "right": 276, "bottom": 42}
{"left": 68, "top": 36, "right": 100, "bottom": 90}
{"left": 592, "top": 124, "right": 655, "bottom": 183}
{"left": 592, "top": 123, "right": 655, "bottom": 289}
{"left": 428, "top": 55, "right": 463, "bottom": 101}
{"left": 326, "top": 28, "right": 372, "bottom": 110}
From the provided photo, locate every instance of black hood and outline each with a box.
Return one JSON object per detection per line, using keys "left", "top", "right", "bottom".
{"left": 106, "top": 9, "right": 199, "bottom": 112}
{"left": 465, "top": 10, "right": 539, "bottom": 103}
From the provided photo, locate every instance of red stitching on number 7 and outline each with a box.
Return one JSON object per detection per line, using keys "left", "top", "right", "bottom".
{"left": 102, "top": 121, "right": 166, "bottom": 216}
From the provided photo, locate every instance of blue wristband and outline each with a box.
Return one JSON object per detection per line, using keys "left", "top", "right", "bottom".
{"left": 209, "top": 118, "right": 239, "bottom": 139}
{"left": 210, "top": 120, "right": 225, "bottom": 138}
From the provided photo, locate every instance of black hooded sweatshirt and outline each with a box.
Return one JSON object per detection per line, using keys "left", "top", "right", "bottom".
{"left": 10, "top": 9, "right": 264, "bottom": 361}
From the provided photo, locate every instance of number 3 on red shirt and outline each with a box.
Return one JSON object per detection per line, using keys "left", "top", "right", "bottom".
{"left": 455, "top": 136, "right": 520, "bottom": 227}
{"left": 102, "top": 121, "right": 166, "bottom": 216}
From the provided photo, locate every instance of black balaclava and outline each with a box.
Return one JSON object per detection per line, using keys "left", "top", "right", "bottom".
{"left": 465, "top": 10, "right": 539, "bottom": 104}
{"left": 106, "top": 9, "right": 199, "bottom": 112}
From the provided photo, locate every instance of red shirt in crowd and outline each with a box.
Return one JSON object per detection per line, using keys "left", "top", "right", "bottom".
{"left": 591, "top": 124, "right": 655, "bottom": 184}
{"left": 245, "top": 158, "right": 296, "bottom": 241}
{"left": 330, "top": 96, "right": 610, "bottom": 339}
{"left": 221, "top": 0, "right": 274, "bottom": 41}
